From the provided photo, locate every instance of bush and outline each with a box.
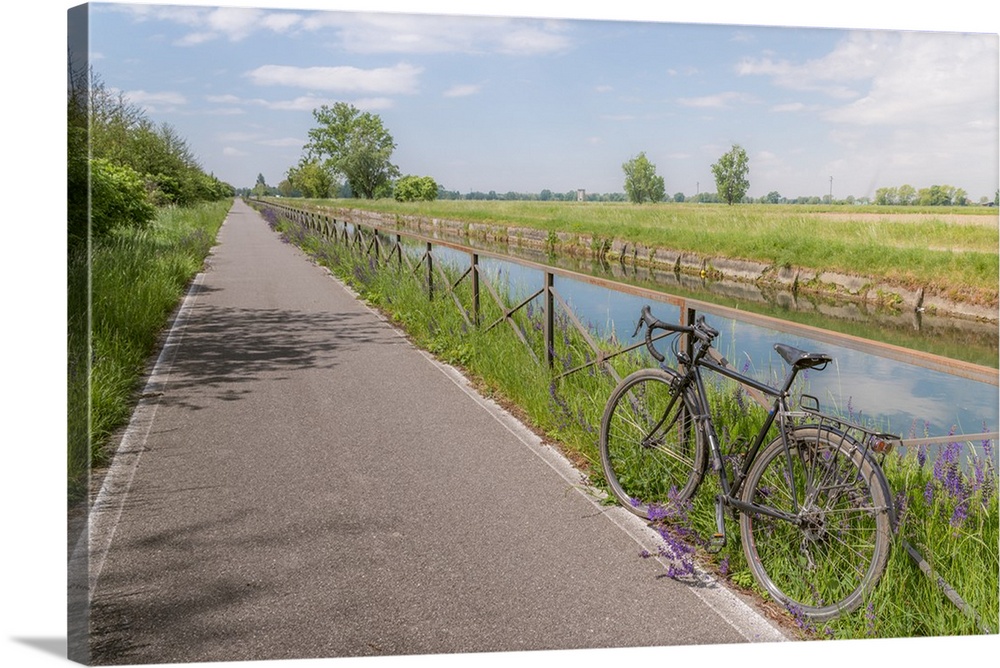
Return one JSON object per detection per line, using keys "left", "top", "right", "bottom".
{"left": 89, "top": 158, "right": 157, "bottom": 237}
{"left": 394, "top": 175, "right": 439, "bottom": 202}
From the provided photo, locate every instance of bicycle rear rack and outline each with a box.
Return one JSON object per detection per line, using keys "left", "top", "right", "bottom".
{"left": 794, "top": 393, "right": 899, "bottom": 467}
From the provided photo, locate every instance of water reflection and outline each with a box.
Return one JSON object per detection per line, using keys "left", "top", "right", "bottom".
{"left": 413, "top": 236, "right": 998, "bottom": 445}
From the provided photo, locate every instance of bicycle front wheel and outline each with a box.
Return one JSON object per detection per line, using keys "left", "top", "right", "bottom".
{"left": 599, "top": 367, "right": 706, "bottom": 520}
{"left": 739, "top": 426, "right": 892, "bottom": 621}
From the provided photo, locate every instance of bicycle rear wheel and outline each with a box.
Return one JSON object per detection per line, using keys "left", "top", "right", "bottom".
{"left": 739, "top": 426, "right": 892, "bottom": 621}
{"left": 599, "top": 368, "right": 706, "bottom": 520}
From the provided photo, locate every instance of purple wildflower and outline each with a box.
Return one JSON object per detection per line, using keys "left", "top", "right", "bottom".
{"left": 923, "top": 480, "right": 935, "bottom": 506}
{"left": 865, "top": 601, "right": 877, "bottom": 637}
{"left": 949, "top": 500, "right": 969, "bottom": 529}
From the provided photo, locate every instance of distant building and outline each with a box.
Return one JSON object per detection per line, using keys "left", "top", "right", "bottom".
{"left": 577, "top": 189, "right": 586, "bottom": 201}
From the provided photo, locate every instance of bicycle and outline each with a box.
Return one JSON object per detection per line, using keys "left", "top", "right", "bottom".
{"left": 599, "top": 305, "right": 898, "bottom": 621}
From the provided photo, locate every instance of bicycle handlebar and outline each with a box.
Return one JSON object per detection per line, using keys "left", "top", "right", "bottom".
{"left": 632, "top": 305, "right": 718, "bottom": 363}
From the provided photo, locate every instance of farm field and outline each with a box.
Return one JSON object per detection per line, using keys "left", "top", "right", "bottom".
{"left": 300, "top": 199, "right": 1000, "bottom": 310}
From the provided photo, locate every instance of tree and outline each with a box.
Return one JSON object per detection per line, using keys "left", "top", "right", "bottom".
{"left": 287, "top": 158, "right": 335, "bottom": 199}
{"left": 711, "top": 144, "right": 750, "bottom": 205}
{"left": 622, "top": 152, "right": 665, "bottom": 204}
{"left": 394, "top": 175, "right": 439, "bottom": 202}
{"left": 304, "top": 102, "right": 400, "bottom": 199}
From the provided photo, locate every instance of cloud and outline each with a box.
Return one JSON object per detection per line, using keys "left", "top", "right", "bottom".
{"left": 677, "top": 91, "right": 758, "bottom": 108}
{"left": 113, "top": 5, "right": 303, "bottom": 45}
{"left": 302, "top": 13, "right": 571, "bottom": 56}
{"left": 245, "top": 63, "right": 423, "bottom": 95}
{"left": 123, "top": 89, "right": 187, "bottom": 112}
{"left": 443, "top": 84, "right": 482, "bottom": 98}
{"left": 738, "top": 30, "right": 998, "bottom": 195}
{"left": 223, "top": 147, "right": 249, "bottom": 157}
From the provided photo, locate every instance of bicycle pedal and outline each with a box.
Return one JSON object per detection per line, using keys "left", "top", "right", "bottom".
{"left": 706, "top": 533, "right": 726, "bottom": 554}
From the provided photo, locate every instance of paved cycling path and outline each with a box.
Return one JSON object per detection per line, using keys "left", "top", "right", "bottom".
{"left": 84, "top": 198, "right": 786, "bottom": 664}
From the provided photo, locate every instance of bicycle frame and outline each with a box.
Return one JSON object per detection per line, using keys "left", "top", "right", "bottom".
{"left": 675, "top": 345, "right": 806, "bottom": 519}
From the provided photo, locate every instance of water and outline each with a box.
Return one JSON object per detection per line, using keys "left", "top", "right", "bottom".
{"left": 415, "top": 237, "right": 998, "bottom": 447}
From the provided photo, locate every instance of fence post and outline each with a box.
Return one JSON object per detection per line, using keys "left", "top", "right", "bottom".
{"left": 426, "top": 242, "right": 434, "bottom": 301}
{"left": 471, "top": 253, "right": 480, "bottom": 327}
{"left": 544, "top": 271, "right": 555, "bottom": 369}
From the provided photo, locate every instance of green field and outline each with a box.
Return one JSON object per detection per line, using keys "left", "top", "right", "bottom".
{"left": 299, "top": 199, "right": 1000, "bottom": 308}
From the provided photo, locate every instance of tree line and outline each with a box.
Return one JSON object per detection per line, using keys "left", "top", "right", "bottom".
{"left": 257, "top": 104, "right": 996, "bottom": 208}
{"left": 68, "top": 63, "right": 235, "bottom": 246}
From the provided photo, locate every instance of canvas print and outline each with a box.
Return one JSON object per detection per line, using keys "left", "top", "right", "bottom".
{"left": 66, "top": 2, "right": 998, "bottom": 666}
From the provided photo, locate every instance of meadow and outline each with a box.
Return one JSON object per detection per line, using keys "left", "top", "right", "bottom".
{"left": 300, "top": 199, "right": 999, "bottom": 309}
{"left": 260, "top": 200, "right": 997, "bottom": 641}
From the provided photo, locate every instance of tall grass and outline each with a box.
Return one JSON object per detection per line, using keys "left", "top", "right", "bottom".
{"left": 261, "top": 202, "right": 997, "bottom": 641}
{"left": 67, "top": 200, "right": 230, "bottom": 500}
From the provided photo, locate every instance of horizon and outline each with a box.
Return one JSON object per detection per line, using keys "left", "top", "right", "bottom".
{"left": 76, "top": 1, "right": 999, "bottom": 203}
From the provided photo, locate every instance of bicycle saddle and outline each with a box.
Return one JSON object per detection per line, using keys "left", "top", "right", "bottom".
{"left": 774, "top": 344, "right": 832, "bottom": 370}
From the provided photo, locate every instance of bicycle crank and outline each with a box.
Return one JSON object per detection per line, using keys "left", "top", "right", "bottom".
{"left": 706, "top": 495, "right": 728, "bottom": 553}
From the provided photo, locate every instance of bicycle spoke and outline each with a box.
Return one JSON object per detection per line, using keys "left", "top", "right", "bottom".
{"left": 600, "top": 369, "right": 705, "bottom": 516}
{"left": 740, "top": 429, "right": 891, "bottom": 620}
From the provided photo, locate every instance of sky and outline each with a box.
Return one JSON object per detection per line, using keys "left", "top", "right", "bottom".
{"left": 74, "top": 0, "right": 999, "bottom": 201}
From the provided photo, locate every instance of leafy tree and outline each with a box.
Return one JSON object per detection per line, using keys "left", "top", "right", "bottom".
{"left": 622, "top": 152, "right": 665, "bottom": 204}
{"left": 763, "top": 191, "right": 782, "bottom": 204}
{"left": 304, "top": 102, "right": 400, "bottom": 199}
{"left": 287, "top": 158, "right": 336, "bottom": 199}
{"left": 711, "top": 144, "right": 750, "bottom": 205}
{"left": 897, "top": 184, "right": 916, "bottom": 206}
{"left": 673, "top": 192, "right": 685, "bottom": 203}
{"left": 394, "top": 175, "right": 439, "bottom": 202}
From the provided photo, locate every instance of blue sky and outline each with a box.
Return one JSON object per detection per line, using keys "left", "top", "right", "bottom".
{"left": 77, "top": 1, "right": 999, "bottom": 201}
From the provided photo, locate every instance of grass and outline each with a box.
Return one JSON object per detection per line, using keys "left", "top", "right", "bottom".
{"left": 294, "top": 198, "right": 999, "bottom": 307}
{"left": 67, "top": 200, "right": 230, "bottom": 501}
{"left": 258, "top": 199, "right": 998, "bottom": 641}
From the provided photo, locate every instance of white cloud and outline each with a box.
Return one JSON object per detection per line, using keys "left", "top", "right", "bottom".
{"left": 677, "top": 91, "right": 758, "bottom": 109}
{"left": 302, "top": 12, "right": 571, "bottom": 55}
{"left": 258, "top": 137, "right": 306, "bottom": 147}
{"left": 245, "top": 63, "right": 423, "bottom": 95}
{"left": 771, "top": 102, "right": 808, "bottom": 113}
{"left": 223, "top": 146, "right": 249, "bottom": 157}
{"left": 114, "top": 5, "right": 303, "bottom": 45}
{"left": 443, "top": 84, "right": 482, "bottom": 98}
{"left": 123, "top": 89, "right": 187, "bottom": 113}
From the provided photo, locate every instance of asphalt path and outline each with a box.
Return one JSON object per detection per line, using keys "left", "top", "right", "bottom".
{"left": 81, "top": 198, "right": 786, "bottom": 665}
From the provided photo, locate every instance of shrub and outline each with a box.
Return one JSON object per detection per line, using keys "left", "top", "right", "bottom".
{"left": 89, "top": 158, "right": 157, "bottom": 238}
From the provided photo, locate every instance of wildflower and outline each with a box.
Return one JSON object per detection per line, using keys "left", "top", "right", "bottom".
{"left": 865, "top": 601, "right": 877, "bottom": 637}
{"left": 786, "top": 604, "right": 816, "bottom": 634}
{"left": 718, "top": 555, "right": 730, "bottom": 578}
{"left": 949, "top": 500, "right": 969, "bottom": 529}
{"left": 923, "top": 480, "right": 934, "bottom": 506}
{"left": 917, "top": 445, "right": 926, "bottom": 468}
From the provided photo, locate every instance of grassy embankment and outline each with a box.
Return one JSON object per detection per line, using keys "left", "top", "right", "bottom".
{"left": 67, "top": 200, "right": 230, "bottom": 501}
{"left": 260, "top": 200, "right": 997, "bottom": 642}
{"left": 300, "top": 199, "right": 999, "bottom": 309}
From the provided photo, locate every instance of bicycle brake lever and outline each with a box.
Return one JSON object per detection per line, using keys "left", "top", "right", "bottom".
{"left": 632, "top": 318, "right": 643, "bottom": 338}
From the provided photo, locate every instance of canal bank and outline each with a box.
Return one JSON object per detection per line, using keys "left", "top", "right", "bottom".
{"left": 325, "top": 205, "right": 999, "bottom": 325}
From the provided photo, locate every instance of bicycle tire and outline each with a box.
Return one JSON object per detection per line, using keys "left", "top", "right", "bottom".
{"left": 739, "top": 425, "right": 892, "bottom": 621}
{"left": 599, "top": 367, "right": 707, "bottom": 519}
